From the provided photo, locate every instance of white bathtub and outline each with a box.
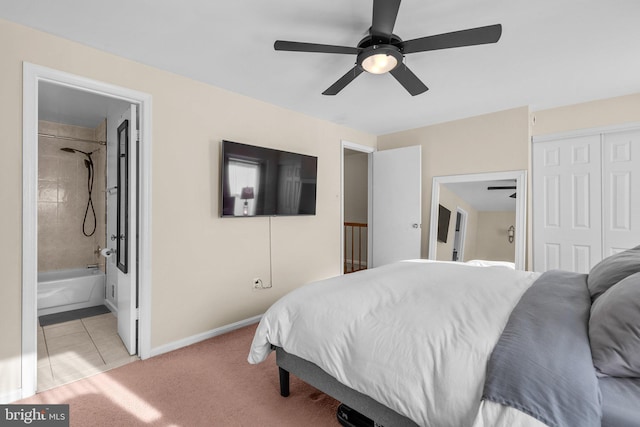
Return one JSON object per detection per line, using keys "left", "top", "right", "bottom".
{"left": 37, "top": 268, "right": 106, "bottom": 316}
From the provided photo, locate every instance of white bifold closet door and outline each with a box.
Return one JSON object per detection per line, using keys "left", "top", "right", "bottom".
{"left": 533, "top": 127, "right": 640, "bottom": 273}
{"left": 533, "top": 135, "right": 602, "bottom": 273}
{"left": 602, "top": 129, "right": 640, "bottom": 256}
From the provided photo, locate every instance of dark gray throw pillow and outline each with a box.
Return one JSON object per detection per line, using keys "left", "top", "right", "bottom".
{"left": 587, "top": 245, "right": 640, "bottom": 300}
{"left": 590, "top": 272, "right": 640, "bottom": 377}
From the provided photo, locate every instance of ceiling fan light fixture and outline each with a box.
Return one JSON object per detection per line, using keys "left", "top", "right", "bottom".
{"left": 362, "top": 53, "right": 397, "bottom": 74}
{"left": 358, "top": 46, "right": 402, "bottom": 74}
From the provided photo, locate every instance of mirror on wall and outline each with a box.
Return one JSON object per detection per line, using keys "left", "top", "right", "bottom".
{"left": 428, "top": 170, "right": 527, "bottom": 269}
{"left": 116, "top": 119, "right": 129, "bottom": 273}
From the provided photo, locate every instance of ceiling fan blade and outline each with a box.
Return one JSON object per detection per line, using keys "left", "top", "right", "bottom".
{"left": 487, "top": 186, "right": 517, "bottom": 190}
{"left": 401, "top": 24, "right": 502, "bottom": 54}
{"left": 322, "top": 66, "right": 364, "bottom": 95}
{"left": 389, "top": 64, "right": 429, "bottom": 96}
{"left": 274, "top": 40, "right": 360, "bottom": 55}
{"left": 371, "top": 0, "right": 401, "bottom": 39}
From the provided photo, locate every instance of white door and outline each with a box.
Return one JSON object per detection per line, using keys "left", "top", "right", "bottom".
{"left": 371, "top": 145, "right": 422, "bottom": 267}
{"left": 533, "top": 135, "right": 602, "bottom": 273}
{"left": 452, "top": 208, "right": 468, "bottom": 262}
{"left": 602, "top": 129, "right": 640, "bottom": 256}
{"left": 106, "top": 104, "right": 138, "bottom": 355}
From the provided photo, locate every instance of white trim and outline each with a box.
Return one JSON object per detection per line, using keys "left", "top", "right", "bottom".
{"left": 136, "top": 95, "right": 153, "bottom": 361}
{"left": 104, "top": 299, "right": 118, "bottom": 315}
{"left": 340, "top": 141, "right": 375, "bottom": 274}
{"left": 149, "top": 315, "right": 262, "bottom": 357}
{"left": 22, "top": 62, "right": 153, "bottom": 399}
{"left": 22, "top": 62, "right": 39, "bottom": 401}
{"left": 532, "top": 122, "right": 640, "bottom": 143}
{"left": 367, "top": 152, "right": 373, "bottom": 269}
{"left": 428, "top": 170, "right": 527, "bottom": 270}
{"left": 0, "top": 389, "right": 24, "bottom": 404}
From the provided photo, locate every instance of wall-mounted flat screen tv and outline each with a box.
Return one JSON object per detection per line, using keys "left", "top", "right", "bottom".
{"left": 220, "top": 140, "right": 318, "bottom": 217}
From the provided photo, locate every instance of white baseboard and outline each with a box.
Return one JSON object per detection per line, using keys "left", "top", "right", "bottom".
{"left": 103, "top": 299, "right": 117, "bottom": 314}
{"left": 149, "top": 314, "right": 262, "bottom": 358}
{"left": 1, "top": 388, "right": 25, "bottom": 404}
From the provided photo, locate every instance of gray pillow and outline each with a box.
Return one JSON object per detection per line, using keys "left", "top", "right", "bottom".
{"left": 587, "top": 245, "right": 640, "bottom": 300}
{"left": 589, "top": 272, "right": 640, "bottom": 377}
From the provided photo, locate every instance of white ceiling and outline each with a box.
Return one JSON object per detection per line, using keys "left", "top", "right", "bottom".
{"left": 3, "top": 0, "right": 640, "bottom": 135}
{"left": 443, "top": 180, "right": 516, "bottom": 211}
{"left": 38, "top": 81, "right": 130, "bottom": 128}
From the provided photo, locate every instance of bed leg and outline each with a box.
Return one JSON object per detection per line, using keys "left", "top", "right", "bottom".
{"left": 279, "top": 367, "right": 290, "bottom": 397}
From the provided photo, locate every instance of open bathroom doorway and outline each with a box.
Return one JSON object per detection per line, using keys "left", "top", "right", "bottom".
{"left": 22, "top": 64, "right": 152, "bottom": 398}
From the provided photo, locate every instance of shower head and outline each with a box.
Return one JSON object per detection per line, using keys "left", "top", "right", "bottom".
{"left": 60, "top": 147, "right": 97, "bottom": 237}
{"left": 60, "top": 147, "right": 93, "bottom": 157}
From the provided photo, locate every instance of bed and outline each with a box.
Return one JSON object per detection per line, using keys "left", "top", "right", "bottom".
{"left": 248, "top": 248, "right": 640, "bottom": 427}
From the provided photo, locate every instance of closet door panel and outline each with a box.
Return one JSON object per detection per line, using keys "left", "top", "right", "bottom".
{"left": 602, "top": 129, "right": 640, "bottom": 255}
{"left": 533, "top": 135, "right": 602, "bottom": 272}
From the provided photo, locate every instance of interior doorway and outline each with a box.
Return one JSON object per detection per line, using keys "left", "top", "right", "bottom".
{"left": 341, "top": 141, "right": 374, "bottom": 274}
{"left": 35, "top": 84, "right": 137, "bottom": 390}
{"left": 22, "top": 63, "right": 152, "bottom": 399}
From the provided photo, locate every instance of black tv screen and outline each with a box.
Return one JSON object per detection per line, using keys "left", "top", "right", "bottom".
{"left": 220, "top": 140, "right": 318, "bottom": 217}
{"left": 437, "top": 204, "right": 451, "bottom": 243}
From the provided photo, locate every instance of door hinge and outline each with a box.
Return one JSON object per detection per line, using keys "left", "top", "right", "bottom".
{"left": 135, "top": 308, "right": 140, "bottom": 320}
{"left": 136, "top": 130, "right": 141, "bottom": 142}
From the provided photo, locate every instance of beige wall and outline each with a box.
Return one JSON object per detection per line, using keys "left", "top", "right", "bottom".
{"left": 436, "top": 185, "right": 479, "bottom": 262}
{"left": 475, "top": 211, "right": 516, "bottom": 262}
{"left": 343, "top": 151, "right": 368, "bottom": 223}
{"left": 38, "top": 121, "right": 107, "bottom": 272}
{"left": 0, "top": 18, "right": 375, "bottom": 398}
{"left": 377, "top": 106, "right": 531, "bottom": 258}
{"left": 532, "top": 93, "right": 640, "bottom": 137}
{"left": 376, "top": 96, "right": 640, "bottom": 266}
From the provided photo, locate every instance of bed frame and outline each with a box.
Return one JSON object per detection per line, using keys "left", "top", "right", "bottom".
{"left": 275, "top": 346, "right": 418, "bottom": 427}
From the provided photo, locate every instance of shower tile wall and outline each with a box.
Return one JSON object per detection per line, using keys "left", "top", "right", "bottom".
{"left": 38, "top": 120, "right": 107, "bottom": 272}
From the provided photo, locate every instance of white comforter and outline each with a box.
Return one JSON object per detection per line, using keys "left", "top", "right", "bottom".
{"left": 248, "top": 260, "right": 541, "bottom": 427}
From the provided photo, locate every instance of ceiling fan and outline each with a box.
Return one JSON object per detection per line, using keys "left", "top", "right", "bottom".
{"left": 487, "top": 186, "right": 517, "bottom": 198}
{"left": 274, "top": 0, "right": 502, "bottom": 96}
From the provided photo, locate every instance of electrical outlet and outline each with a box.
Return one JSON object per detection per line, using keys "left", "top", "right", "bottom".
{"left": 253, "top": 278, "right": 263, "bottom": 289}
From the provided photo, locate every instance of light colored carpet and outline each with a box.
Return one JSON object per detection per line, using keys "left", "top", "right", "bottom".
{"left": 19, "top": 324, "right": 340, "bottom": 426}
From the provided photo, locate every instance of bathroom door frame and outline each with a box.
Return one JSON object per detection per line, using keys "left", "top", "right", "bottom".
{"left": 22, "top": 63, "right": 153, "bottom": 399}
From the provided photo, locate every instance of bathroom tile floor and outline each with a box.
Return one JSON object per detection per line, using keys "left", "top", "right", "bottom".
{"left": 37, "top": 312, "right": 139, "bottom": 392}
